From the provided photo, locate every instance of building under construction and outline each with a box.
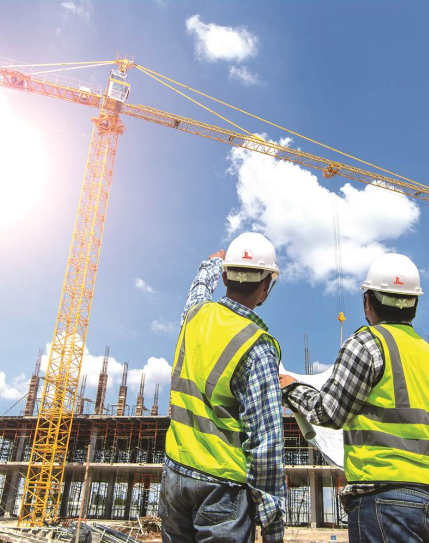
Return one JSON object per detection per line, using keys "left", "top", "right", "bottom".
{"left": 0, "top": 348, "right": 346, "bottom": 528}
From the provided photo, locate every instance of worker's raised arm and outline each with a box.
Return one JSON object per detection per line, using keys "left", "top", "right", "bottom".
{"left": 180, "top": 249, "right": 225, "bottom": 325}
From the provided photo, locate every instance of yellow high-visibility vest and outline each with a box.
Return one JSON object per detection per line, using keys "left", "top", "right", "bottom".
{"left": 344, "top": 324, "right": 429, "bottom": 483}
{"left": 166, "top": 301, "right": 281, "bottom": 483}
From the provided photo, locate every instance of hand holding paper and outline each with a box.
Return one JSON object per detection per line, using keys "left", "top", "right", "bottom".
{"left": 279, "top": 374, "right": 297, "bottom": 388}
{"left": 279, "top": 363, "right": 344, "bottom": 469}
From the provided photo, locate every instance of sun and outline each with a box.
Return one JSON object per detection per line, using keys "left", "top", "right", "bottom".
{"left": 0, "top": 92, "right": 47, "bottom": 226}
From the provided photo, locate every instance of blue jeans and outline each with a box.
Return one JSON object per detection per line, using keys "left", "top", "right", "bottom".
{"left": 159, "top": 464, "right": 255, "bottom": 543}
{"left": 346, "top": 486, "right": 429, "bottom": 542}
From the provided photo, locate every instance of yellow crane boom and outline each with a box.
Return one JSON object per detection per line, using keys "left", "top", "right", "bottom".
{"left": 2, "top": 64, "right": 429, "bottom": 201}
{"left": 0, "top": 57, "right": 428, "bottom": 525}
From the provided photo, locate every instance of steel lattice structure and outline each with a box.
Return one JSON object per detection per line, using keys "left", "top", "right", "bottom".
{"left": 0, "top": 55, "right": 428, "bottom": 525}
{"left": 19, "top": 108, "right": 124, "bottom": 524}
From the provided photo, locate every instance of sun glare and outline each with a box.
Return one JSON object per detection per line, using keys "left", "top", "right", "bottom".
{"left": 0, "top": 93, "right": 48, "bottom": 226}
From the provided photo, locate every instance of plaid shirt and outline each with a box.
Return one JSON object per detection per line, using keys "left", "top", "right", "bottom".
{"left": 283, "top": 328, "right": 386, "bottom": 429}
{"left": 283, "top": 323, "right": 415, "bottom": 498}
{"left": 166, "top": 257, "right": 286, "bottom": 542}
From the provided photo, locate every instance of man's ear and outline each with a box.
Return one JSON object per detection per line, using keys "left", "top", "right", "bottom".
{"left": 365, "top": 292, "right": 372, "bottom": 312}
{"left": 222, "top": 270, "right": 228, "bottom": 287}
{"left": 263, "top": 274, "right": 272, "bottom": 293}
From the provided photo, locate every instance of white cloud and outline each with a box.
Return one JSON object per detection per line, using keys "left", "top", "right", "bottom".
{"left": 186, "top": 15, "right": 258, "bottom": 62}
{"left": 151, "top": 318, "right": 180, "bottom": 335}
{"left": 226, "top": 139, "right": 420, "bottom": 292}
{"left": 0, "top": 372, "right": 29, "bottom": 401}
{"left": 312, "top": 362, "right": 333, "bottom": 374}
{"left": 134, "top": 277, "right": 155, "bottom": 293}
{"left": 419, "top": 267, "right": 429, "bottom": 279}
{"left": 128, "top": 357, "right": 172, "bottom": 394}
{"left": 61, "top": 1, "right": 91, "bottom": 23}
{"left": 229, "top": 66, "right": 259, "bottom": 86}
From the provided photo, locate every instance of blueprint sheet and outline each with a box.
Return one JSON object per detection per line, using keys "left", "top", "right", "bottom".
{"left": 280, "top": 363, "right": 344, "bottom": 469}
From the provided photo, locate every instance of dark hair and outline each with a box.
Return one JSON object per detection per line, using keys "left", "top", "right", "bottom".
{"left": 225, "top": 267, "right": 268, "bottom": 296}
{"left": 367, "top": 290, "right": 418, "bottom": 323}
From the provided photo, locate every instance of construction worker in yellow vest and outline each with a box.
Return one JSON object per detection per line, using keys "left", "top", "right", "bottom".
{"left": 281, "top": 253, "right": 429, "bottom": 543}
{"left": 160, "top": 232, "right": 286, "bottom": 543}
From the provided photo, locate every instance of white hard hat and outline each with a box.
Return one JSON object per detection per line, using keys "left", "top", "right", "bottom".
{"left": 223, "top": 232, "right": 279, "bottom": 283}
{"left": 362, "top": 253, "right": 423, "bottom": 296}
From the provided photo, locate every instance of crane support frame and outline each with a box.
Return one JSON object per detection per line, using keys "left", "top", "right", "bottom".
{"left": 1, "top": 65, "right": 428, "bottom": 202}
{"left": 18, "top": 110, "right": 124, "bottom": 525}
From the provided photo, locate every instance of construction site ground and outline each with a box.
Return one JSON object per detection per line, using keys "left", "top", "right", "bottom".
{"left": 0, "top": 518, "right": 349, "bottom": 543}
{"left": 280, "top": 528, "right": 348, "bottom": 542}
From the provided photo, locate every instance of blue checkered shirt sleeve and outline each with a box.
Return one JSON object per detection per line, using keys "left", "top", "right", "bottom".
{"left": 180, "top": 257, "right": 223, "bottom": 325}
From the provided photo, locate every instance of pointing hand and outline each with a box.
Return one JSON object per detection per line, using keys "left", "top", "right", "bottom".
{"left": 209, "top": 250, "right": 226, "bottom": 260}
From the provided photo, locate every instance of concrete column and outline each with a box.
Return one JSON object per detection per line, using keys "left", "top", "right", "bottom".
{"left": 2, "top": 470, "right": 21, "bottom": 517}
{"left": 59, "top": 473, "right": 73, "bottom": 517}
{"left": 309, "top": 470, "right": 323, "bottom": 528}
{"left": 123, "top": 473, "right": 134, "bottom": 520}
{"left": 15, "top": 435, "right": 27, "bottom": 463}
{"left": 104, "top": 472, "right": 116, "bottom": 520}
{"left": 1, "top": 434, "right": 27, "bottom": 518}
{"left": 139, "top": 479, "right": 150, "bottom": 517}
{"left": 82, "top": 430, "right": 98, "bottom": 519}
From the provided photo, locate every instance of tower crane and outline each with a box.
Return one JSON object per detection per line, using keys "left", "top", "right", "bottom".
{"left": 1, "top": 54, "right": 429, "bottom": 526}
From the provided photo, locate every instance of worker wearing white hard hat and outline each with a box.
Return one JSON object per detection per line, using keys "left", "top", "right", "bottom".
{"left": 222, "top": 232, "right": 280, "bottom": 304}
{"left": 281, "top": 252, "right": 429, "bottom": 543}
{"left": 161, "top": 232, "right": 286, "bottom": 543}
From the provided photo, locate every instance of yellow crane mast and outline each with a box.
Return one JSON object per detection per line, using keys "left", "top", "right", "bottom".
{"left": 1, "top": 56, "right": 132, "bottom": 525}
{"left": 1, "top": 55, "right": 428, "bottom": 525}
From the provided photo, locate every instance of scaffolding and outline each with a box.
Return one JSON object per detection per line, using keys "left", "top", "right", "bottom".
{"left": 0, "top": 413, "right": 345, "bottom": 526}
{"left": 0, "top": 364, "right": 346, "bottom": 527}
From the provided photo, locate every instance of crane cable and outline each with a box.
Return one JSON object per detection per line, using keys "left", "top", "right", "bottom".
{"left": 135, "top": 63, "right": 426, "bottom": 188}
{"left": 134, "top": 65, "right": 265, "bottom": 142}
{"left": 329, "top": 176, "right": 346, "bottom": 344}
{"left": 331, "top": 181, "right": 346, "bottom": 345}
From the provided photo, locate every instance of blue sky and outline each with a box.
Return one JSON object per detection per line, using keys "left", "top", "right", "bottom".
{"left": 1, "top": 0, "right": 429, "bottom": 415}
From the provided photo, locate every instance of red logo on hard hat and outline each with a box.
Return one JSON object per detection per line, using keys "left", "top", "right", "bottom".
{"left": 242, "top": 250, "right": 253, "bottom": 260}
{"left": 393, "top": 276, "right": 404, "bottom": 285}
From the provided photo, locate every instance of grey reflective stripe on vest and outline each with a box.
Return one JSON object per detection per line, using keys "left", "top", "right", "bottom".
{"left": 344, "top": 430, "right": 429, "bottom": 456}
{"left": 171, "top": 302, "right": 254, "bottom": 419}
{"left": 171, "top": 302, "right": 207, "bottom": 392}
{"left": 174, "top": 377, "right": 240, "bottom": 419}
{"left": 171, "top": 404, "right": 244, "bottom": 448}
{"left": 205, "top": 322, "right": 260, "bottom": 402}
{"left": 373, "top": 325, "right": 410, "bottom": 408}
{"left": 360, "top": 404, "right": 429, "bottom": 426}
